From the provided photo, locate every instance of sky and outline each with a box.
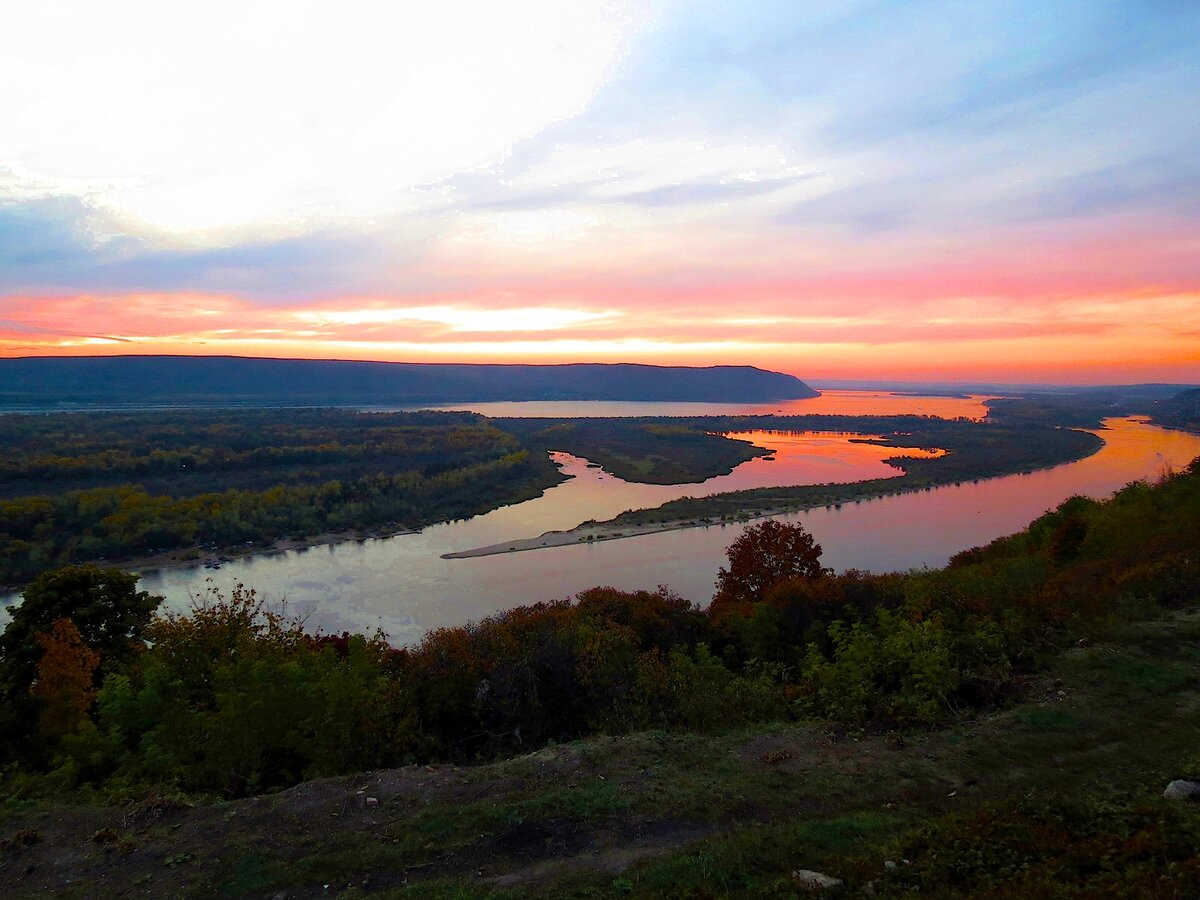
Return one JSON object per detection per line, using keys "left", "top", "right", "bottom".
{"left": 2, "top": 0, "right": 1198, "bottom": 384}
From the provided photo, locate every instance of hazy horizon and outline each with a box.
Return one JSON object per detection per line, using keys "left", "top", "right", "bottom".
{"left": 2, "top": 2, "right": 1198, "bottom": 383}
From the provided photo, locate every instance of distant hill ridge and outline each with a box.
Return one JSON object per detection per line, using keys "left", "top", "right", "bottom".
{"left": 0, "top": 355, "right": 818, "bottom": 408}
{"left": 1154, "top": 387, "right": 1200, "bottom": 432}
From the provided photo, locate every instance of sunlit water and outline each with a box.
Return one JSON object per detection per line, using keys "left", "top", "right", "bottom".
{"left": 4, "top": 393, "right": 1198, "bottom": 645}
{"left": 398, "top": 390, "right": 996, "bottom": 421}
{"left": 84, "top": 417, "right": 1200, "bottom": 644}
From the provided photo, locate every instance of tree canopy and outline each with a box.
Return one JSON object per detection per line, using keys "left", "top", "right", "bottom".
{"left": 711, "top": 519, "right": 828, "bottom": 619}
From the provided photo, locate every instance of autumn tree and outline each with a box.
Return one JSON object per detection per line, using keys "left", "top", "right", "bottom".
{"left": 30, "top": 618, "right": 100, "bottom": 738}
{"left": 1, "top": 565, "right": 158, "bottom": 681}
{"left": 0, "top": 565, "right": 158, "bottom": 761}
{"left": 711, "top": 520, "right": 828, "bottom": 620}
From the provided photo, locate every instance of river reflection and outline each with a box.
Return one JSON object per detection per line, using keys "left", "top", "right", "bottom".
{"left": 110, "top": 417, "right": 1199, "bottom": 645}
{"left": 407, "top": 389, "right": 995, "bottom": 421}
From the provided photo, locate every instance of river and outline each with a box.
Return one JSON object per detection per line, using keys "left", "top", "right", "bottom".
{"left": 109, "top": 412, "right": 1199, "bottom": 645}
{"left": 406, "top": 388, "right": 995, "bottom": 420}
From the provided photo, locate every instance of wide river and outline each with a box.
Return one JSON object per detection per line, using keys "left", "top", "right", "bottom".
{"left": 5, "top": 392, "right": 1199, "bottom": 643}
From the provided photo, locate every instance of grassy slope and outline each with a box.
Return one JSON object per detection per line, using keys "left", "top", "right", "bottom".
{"left": 3, "top": 609, "right": 1197, "bottom": 898}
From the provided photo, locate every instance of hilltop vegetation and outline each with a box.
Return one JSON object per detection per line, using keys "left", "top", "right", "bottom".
{"left": 0, "top": 459, "right": 1198, "bottom": 895}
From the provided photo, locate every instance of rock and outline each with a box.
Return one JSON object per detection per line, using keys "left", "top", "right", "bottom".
{"left": 1163, "top": 780, "right": 1200, "bottom": 801}
{"left": 792, "top": 869, "right": 843, "bottom": 890}
{"left": 884, "top": 860, "right": 898, "bottom": 870}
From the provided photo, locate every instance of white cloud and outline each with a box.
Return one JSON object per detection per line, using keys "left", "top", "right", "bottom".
{"left": 295, "top": 305, "right": 618, "bottom": 333}
{"left": 0, "top": 1, "right": 645, "bottom": 233}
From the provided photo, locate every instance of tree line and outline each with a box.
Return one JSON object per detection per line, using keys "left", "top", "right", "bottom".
{"left": 0, "top": 409, "right": 564, "bottom": 586}
{"left": 2, "top": 458, "right": 1196, "bottom": 798}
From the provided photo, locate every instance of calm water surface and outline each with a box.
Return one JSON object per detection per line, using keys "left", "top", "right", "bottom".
{"left": 415, "top": 389, "right": 994, "bottom": 420}
{"left": 5, "top": 393, "right": 1197, "bottom": 641}
{"left": 119, "top": 415, "right": 1200, "bottom": 644}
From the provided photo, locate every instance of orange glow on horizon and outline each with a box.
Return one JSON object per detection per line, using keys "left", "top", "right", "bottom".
{"left": 3, "top": 245, "right": 1198, "bottom": 386}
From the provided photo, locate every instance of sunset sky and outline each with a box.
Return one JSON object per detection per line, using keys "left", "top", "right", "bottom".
{"left": 2, "top": 1, "right": 1198, "bottom": 384}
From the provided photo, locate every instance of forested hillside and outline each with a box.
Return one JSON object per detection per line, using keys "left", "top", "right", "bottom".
{"left": 1154, "top": 386, "right": 1200, "bottom": 432}
{"left": 0, "top": 356, "right": 817, "bottom": 408}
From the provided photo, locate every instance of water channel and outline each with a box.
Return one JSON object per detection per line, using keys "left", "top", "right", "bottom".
{"left": 5, "top": 392, "right": 1198, "bottom": 641}
{"left": 115, "top": 406, "right": 1200, "bottom": 644}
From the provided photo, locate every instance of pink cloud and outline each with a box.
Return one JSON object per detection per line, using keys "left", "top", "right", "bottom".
{"left": 3, "top": 215, "right": 1198, "bottom": 384}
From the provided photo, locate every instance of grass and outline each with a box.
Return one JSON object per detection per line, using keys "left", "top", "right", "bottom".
{"left": 3, "top": 610, "right": 1198, "bottom": 897}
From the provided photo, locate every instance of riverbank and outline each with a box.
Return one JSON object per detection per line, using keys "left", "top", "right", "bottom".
{"left": 440, "top": 517, "right": 728, "bottom": 558}
{"left": 0, "top": 525, "right": 425, "bottom": 602}
{"left": 439, "top": 469, "right": 1007, "bottom": 560}
{"left": 123, "top": 525, "right": 423, "bottom": 580}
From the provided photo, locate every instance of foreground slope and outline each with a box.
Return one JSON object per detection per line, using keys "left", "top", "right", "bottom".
{"left": 2, "top": 462, "right": 1198, "bottom": 897}
{"left": 1, "top": 611, "right": 1197, "bottom": 897}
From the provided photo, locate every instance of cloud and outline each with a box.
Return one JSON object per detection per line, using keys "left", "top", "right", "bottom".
{"left": 615, "top": 173, "right": 816, "bottom": 207}
{"left": 1024, "top": 155, "right": 1200, "bottom": 222}
{"left": 0, "top": 195, "right": 428, "bottom": 298}
{"left": 1, "top": 1, "right": 1198, "bottom": 383}
{"left": 0, "top": 196, "right": 129, "bottom": 267}
{"left": 0, "top": 1, "right": 645, "bottom": 231}
{"left": 295, "top": 305, "right": 619, "bottom": 334}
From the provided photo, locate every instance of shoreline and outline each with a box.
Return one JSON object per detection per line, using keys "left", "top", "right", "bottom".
{"left": 0, "top": 525, "right": 423, "bottom": 593}
{"left": 6, "top": 418, "right": 1132, "bottom": 594}
{"left": 442, "top": 422, "right": 1121, "bottom": 560}
{"left": 126, "top": 525, "right": 421, "bottom": 579}
{"left": 441, "top": 498, "right": 880, "bottom": 560}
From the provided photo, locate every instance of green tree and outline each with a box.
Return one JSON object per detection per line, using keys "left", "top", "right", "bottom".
{"left": 0, "top": 565, "right": 159, "bottom": 762}
{"left": 2, "top": 565, "right": 159, "bottom": 676}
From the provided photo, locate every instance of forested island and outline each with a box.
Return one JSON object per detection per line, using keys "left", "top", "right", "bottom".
{"left": 450, "top": 413, "right": 1102, "bottom": 557}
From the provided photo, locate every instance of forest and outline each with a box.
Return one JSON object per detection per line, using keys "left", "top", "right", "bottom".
{"left": 0, "top": 408, "right": 1102, "bottom": 587}
{"left": 0, "top": 410, "right": 564, "bottom": 586}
